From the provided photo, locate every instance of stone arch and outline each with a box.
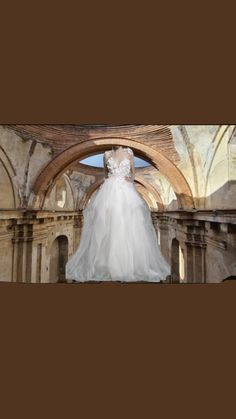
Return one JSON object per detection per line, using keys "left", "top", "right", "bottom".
{"left": 135, "top": 184, "right": 153, "bottom": 208}
{"left": 135, "top": 177, "right": 165, "bottom": 211}
{"left": 29, "top": 138, "right": 194, "bottom": 210}
{"left": 204, "top": 125, "right": 234, "bottom": 204}
{"left": 44, "top": 173, "right": 76, "bottom": 211}
{"left": 64, "top": 173, "right": 76, "bottom": 204}
{"left": 80, "top": 178, "right": 103, "bottom": 209}
{"left": 49, "top": 235, "right": 69, "bottom": 283}
{"left": 228, "top": 129, "right": 236, "bottom": 182}
{"left": 0, "top": 146, "right": 19, "bottom": 208}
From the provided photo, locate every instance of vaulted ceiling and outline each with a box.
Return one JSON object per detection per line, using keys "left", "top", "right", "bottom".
{"left": 5, "top": 124, "right": 180, "bottom": 163}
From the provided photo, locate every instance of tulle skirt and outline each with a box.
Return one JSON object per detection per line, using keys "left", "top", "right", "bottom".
{"left": 66, "top": 176, "right": 170, "bottom": 282}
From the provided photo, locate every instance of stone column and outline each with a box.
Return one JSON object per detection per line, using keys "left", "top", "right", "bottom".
{"left": 40, "top": 244, "right": 48, "bottom": 283}
{"left": 158, "top": 217, "right": 170, "bottom": 263}
{"left": 152, "top": 213, "right": 169, "bottom": 262}
{"left": 171, "top": 239, "right": 180, "bottom": 283}
{"left": 185, "top": 230, "right": 206, "bottom": 283}
{"left": 185, "top": 241, "right": 194, "bottom": 283}
{"left": 73, "top": 212, "right": 84, "bottom": 253}
{"left": 151, "top": 212, "right": 159, "bottom": 241}
{"left": 12, "top": 231, "right": 19, "bottom": 282}
{"left": 12, "top": 223, "right": 33, "bottom": 282}
{"left": 0, "top": 221, "right": 13, "bottom": 282}
{"left": 31, "top": 244, "right": 38, "bottom": 283}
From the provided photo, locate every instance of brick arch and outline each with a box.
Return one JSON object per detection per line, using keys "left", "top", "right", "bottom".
{"left": 80, "top": 179, "right": 103, "bottom": 209}
{"left": 0, "top": 145, "right": 19, "bottom": 208}
{"left": 135, "top": 184, "right": 154, "bottom": 208}
{"left": 29, "top": 138, "right": 194, "bottom": 209}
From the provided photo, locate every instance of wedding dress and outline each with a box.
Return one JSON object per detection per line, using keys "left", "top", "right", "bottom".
{"left": 66, "top": 146, "right": 170, "bottom": 282}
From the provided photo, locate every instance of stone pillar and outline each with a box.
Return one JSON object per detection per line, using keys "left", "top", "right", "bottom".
{"left": 73, "top": 212, "right": 84, "bottom": 253}
{"left": 152, "top": 213, "right": 169, "bottom": 262}
{"left": 12, "top": 234, "right": 19, "bottom": 282}
{"left": 24, "top": 224, "right": 33, "bottom": 282}
{"left": 193, "top": 245, "right": 205, "bottom": 282}
{"left": 31, "top": 244, "right": 38, "bottom": 283}
{"left": 0, "top": 221, "right": 13, "bottom": 282}
{"left": 185, "top": 230, "right": 206, "bottom": 283}
{"left": 40, "top": 245, "right": 48, "bottom": 283}
{"left": 171, "top": 238, "right": 180, "bottom": 283}
{"left": 151, "top": 212, "right": 159, "bottom": 240}
{"left": 185, "top": 243, "right": 194, "bottom": 283}
{"left": 12, "top": 223, "right": 33, "bottom": 282}
{"left": 159, "top": 224, "right": 170, "bottom": 263}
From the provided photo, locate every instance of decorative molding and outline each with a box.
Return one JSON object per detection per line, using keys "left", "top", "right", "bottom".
{"left": 205, "top": 236, "right": 227, "bottom": 250}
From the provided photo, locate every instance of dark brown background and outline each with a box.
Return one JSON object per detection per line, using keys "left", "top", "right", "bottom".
{"left": 0, "top": 2, "right": 235, "bottom": 418}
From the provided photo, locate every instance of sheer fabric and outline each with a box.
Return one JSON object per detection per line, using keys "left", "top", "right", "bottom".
{"left": 66, "top": 147, "right": 170, "bottom": 282}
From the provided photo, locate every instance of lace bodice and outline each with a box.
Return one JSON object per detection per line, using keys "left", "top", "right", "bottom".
{"left": 105, "top": 147, "right": 134, "bottom": 179}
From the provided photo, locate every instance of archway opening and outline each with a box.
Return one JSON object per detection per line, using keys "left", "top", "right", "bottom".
{"left": 80, "top": 153, "right": 151, "bottom": 168}
{"left": 30, "top": 138, "right": 194, "bottom": 210}
{"left": 171, "top": 238, "right": 180, "bottom": 283}
{"left": 49, "top": 235, "right": 69, "bottom": 283}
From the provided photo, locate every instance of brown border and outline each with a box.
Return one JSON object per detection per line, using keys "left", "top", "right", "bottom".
{"left": 0, "top": 7, "right": 235, "bottom": 415}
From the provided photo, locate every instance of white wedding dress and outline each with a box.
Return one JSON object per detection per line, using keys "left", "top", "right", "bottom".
{"left": 66, "top": 147, "right": 170, "bottom": 282}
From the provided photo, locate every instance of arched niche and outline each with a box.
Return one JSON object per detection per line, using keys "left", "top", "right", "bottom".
{"left": 171, "top": 238, "right": 180, "bottom": 283}
{"left": 44, "top": 174, "right": 75, "bottom": 211}
{"left": 0, "top": 146, "right": 18, "bottom": 208}
{"left": 49, "top": 235, "right": 69, "bottom": 283}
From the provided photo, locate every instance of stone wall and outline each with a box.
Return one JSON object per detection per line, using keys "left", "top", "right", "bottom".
{"left": 152, "top": 211, "right": 236, "bottom": 283}
{"left": 0, "top": 211, "right": 80, "bottom": 283}
{"left": 0, "top": 124, "right": 235, "bottom": 283}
